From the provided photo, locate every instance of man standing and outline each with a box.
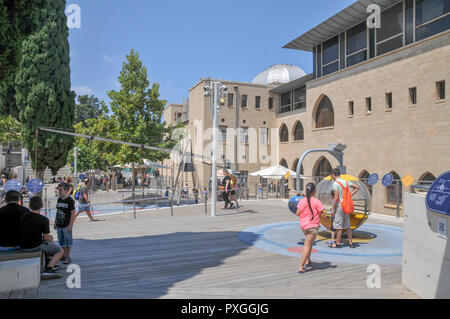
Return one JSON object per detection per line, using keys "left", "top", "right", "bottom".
{"left": 330, "top": 168, "right": 359, "bottom": 248}
{"left": 74, "top": 178, "right": 98, "bottom": 222}
{"left": 0, "top": 190, "right": 30, "bottom": 250}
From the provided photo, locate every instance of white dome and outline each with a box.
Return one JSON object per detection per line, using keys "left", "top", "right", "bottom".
{"left": 252, "top": 64, "right": 306, "bottom": 85}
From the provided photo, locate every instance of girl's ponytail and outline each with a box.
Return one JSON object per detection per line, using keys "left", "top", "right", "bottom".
{"left": 305, "top": 182, "right": 316, "bottom": 221}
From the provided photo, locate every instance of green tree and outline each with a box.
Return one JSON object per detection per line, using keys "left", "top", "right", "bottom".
{"left": 0, "top": 113, "right": 22, "bottom": 142}
{"left": 74, "top": 94, "right": 108, "bottom": 126}
{"left": 107, "top": 49, "right": 172, "bottom": 189}
{"left": 14, "top": 0, "right": 75, "bottom": 178}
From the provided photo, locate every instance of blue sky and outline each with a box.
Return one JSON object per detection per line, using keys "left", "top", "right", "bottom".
{"left": 69, "top": 0, "right": 356, "bottom": 106}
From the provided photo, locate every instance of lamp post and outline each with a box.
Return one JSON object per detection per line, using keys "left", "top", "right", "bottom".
{"left": 204, "top": 81, "right": 227, "bottom": 217}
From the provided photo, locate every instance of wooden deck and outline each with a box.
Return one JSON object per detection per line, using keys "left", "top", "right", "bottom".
{"left": 39, "top": 200, "right": 417, "bottom": 299}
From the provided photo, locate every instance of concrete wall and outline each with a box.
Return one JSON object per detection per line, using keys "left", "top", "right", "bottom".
{"left": 0, "top": 258, "right": 41, "bottom": 299}
{"left": 402, "top": 193, "right": 450, "bottom": 299}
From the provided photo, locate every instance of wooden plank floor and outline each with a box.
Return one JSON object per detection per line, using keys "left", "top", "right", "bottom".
{"left": 39, "top": 200, "right": 417, "bottom": 299}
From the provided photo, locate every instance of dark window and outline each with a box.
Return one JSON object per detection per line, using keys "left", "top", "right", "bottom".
{"left": 322, "top": 61, "right": 339, "bottom": 76}
{"left": 280, "top": 125, "right": 289, "bottom": 142}
{"left": 317, "top": 44, "right": 322, "bottom": 77}
{"left": 323, "top": 36, "right": 339, "bottom": 65}
{"left": 268, "top": 97, "right": 274, "bottom": 109}
{"left": 346, "top": 50, "right": 367, "bottom": 67}
{"left": 242, "top": 95, "right": 247, "bottom": 107}
{"left": 405, "top": 0, "right": 414, "bottom": 45}
{"left": 219, "top": 126, "right": 227, "bottom": 142}
{"left": 340, "top": 33, "right": 345, "bottom": 69}
{"left": 313, "top": 46, "right": 317, "bottom": 78}
{"left": 227, "top": 93, "right": 234, "bottom": 107}
{"left": 348, "top": 101, "right": 354, "bottom": 116}
{"left": 416, "top": 0, "right": 449, "bottom": 26}
{"left": 359, "top": 170, "right": 373, "bottom": 197}
{"left": 316, "top": 96, "right": 334, "bottom": 128}
{"left": 293, "top": 122, "right": 304, "bottom": 141}
{"left": 346, "top": 22, "right": 367, "bottom": 55}
{"left": 386, "top": 172, "right": 402, "bottom": 205}
{"left": 255, "top": 96, "right": 261, "bottom": 109}
{"left": 314, "top": 157, "right": 332, "bottom": 184}
{"left": 376, "top": 2, "right": 403, "bottom": 42}
{"left": 280, "top": 159, "right": 288, "bottom": 168}
{"left": 366, "top": 97, "right": 372, "bottom": 113}
{"left": 386, "top": 93, "right": 393, "bottom": 109}
{"left": 280, "top": 92, "right": 291, "bottom": 113}
{"left": 369, "top": 28, "right": 375, "bottom": 59}
{"left": 377, "top": 35, "right": 403, "bottom": 56}
{"left": 437, "top": 81, "right": 445, "bottom": 100}
{"left": 419, "top": 172, "right": 436, "bottom": 185}
{"left": 416, "top": 14, "right": 450, "bottom": 41}
{"left": 409, "top": 87, "right": 417, "bottom": 104}
{"left": 294, "top": 87, "right": 306, "bottom": 110}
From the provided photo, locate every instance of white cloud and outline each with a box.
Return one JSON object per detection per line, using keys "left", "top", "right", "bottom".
{"left": 102, "top": 54, "right": 113, "bottom": 63}
{"left": 72, "top": 85, "right": 94, "bottom": 96}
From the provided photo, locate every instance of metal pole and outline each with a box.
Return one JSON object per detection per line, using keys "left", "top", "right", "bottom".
{"left": 74, "top": 147, "right": 78, "bottom": 184}
{"left": 44, "top": 188, "right": 47, "bottom": 216}
{"left": 211, "top": 81, "right": 219, "bottom": 217}
{"left": 396, "top": 182, "right": 401, "bottom": 218}
{"left": 34, "top": 128, "right": 38, "bottom": 179}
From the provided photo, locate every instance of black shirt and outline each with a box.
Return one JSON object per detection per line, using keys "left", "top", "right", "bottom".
{"left": 221, "top": 176, "right": 231, "bottom": 191}
{"left": 0, "top": 203, "right": 30, "bottom": 247}
{"left": 55, "top": 196, "right": 75, "bottom": 228}
{"left": 19, "top": 212, "right": 50, "bottom": 249}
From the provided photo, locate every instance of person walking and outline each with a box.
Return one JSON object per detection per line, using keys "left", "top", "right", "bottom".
{"left": 221, "top": 170, "right": 233, "bottom": 209}
{"left": 296, "top": 182, "right": 325, "bottom": 273}
{"left": 74, "top": 178, "right": 98, "bottom": 222}
{"left": 330, "top": 168, "right": 360, "bottom": 248}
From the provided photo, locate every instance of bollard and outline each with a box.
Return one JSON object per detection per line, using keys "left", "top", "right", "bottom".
{"left": 44, "top": 188, "right": 48, "bottom": 216}
{"left": 204, "top": 191, "right": 208, "bottom": 215}
{"left": 170, "top": 196, "right": 174, "bottom": 216}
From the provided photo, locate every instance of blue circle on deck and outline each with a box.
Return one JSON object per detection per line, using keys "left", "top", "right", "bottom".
{"left": 426, "top": 171, "right": 450, "bottom": 216}
{"left": 26, "top": 179, "right": 44, "bottom": 193}
{"left": 79, "top": 174, "right": 86, "bottom": 180}
{"left": 239, "top": 222, "right": 403, "bottom": 265}
{"left": 382, "top": 174, "right": 394, "bottom": 187}
{"left": 3, "top": 179, "right": 23, "bottom": 192}
{"left": 368, "top": 173, "right": 379, "bottom": 186}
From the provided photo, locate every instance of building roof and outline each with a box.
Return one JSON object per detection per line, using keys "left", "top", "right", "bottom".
{"left": 251, "top": 64, "right": 306, "bottom": 85}
{"left": 283, "top": 0, "right": 399, "bottom": 52}
{"left": 269, "top": 73, "right": 314, "bottom": 94}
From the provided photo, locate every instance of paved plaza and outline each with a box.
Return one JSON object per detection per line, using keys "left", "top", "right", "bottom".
{"left": 39, "top": 199, "right": 417, "bottom": 299}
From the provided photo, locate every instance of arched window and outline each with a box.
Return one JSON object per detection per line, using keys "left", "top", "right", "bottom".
{"left": 359, "top": 170, "right": 372, "bottom": 197}
{"left": 280, "top": 159, "right": 288, "bottom": 168}
{"left": 314, "top": 157, "right": 332, "bottom": 184}
{"left": 418, "top": 172, "right": 436, "bottom": 185}
{"left": 280, "top": 124, "right": 289, "bottom": 142}
{"left": 293, "top": 121, "right": 304, "bottom": 141}
{"left": 386, "top": 171, "right": 402, "bottom": 205}
{"left": 315, "top": 95, "right": 334, "bottom": 128}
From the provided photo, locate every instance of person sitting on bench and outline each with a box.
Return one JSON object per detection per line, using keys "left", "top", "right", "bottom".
{"left": 0, "top": 190, "right": 30, "bottom": 251}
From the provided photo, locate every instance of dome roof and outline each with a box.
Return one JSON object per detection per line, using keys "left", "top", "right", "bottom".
{"left": 252, "top": 64, "right": 306, "bottom": 85}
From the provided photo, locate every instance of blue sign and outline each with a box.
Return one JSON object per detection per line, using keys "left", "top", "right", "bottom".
{"left": 71, "top": 162, "right": 74, "bottom": 168}
{"left": 426, "top": 171, "right": 450, "bottom": 216}
{"left": 382, "top": 174, "right": 394, "bottom": 187}
{"left": 3, "top": 180, "right": 23, "bottom": 192}
{"left": 368, "top": 173, "right": 379, "bottom": 186}
{"left": 26, "top": 179, "right": 44, "bottom": 194}
{"left": 79, "top": 174, "right": 86, "bottom": 180}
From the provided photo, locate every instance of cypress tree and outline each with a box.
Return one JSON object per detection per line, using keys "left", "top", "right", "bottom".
{"left": 14, "top": 0, "right": 75, "bottom": 177}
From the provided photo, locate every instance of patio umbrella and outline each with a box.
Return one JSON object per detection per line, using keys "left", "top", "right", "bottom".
{"left": 250, "top": 165, "right": 296, "bottom": 179}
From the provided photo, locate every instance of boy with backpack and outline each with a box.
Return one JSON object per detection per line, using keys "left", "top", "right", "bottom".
{"left": 330, "top": 168, "right": 360, "bottom": 248}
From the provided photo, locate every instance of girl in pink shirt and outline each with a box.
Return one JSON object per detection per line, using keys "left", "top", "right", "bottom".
{"left": 296, "top": 182, "right": 324, "bottom": 273}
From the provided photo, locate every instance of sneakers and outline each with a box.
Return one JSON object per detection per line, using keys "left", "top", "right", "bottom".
{"left": 41, "top": 267, "right": 62, "bottom": 279}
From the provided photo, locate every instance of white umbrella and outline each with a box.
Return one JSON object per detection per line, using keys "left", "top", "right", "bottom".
{"left": 250, "top": 165, "right": 296, "bottom": 180}
{"left": 123, "top": 160, "right": 169, "bottom": 169}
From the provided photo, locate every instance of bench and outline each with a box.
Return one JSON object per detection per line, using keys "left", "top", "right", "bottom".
{"left": 0, "top": 250, "right": 42, "bottom": 299}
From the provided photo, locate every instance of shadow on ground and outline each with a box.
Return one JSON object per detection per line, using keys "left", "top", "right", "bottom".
{"left": 39, "top": 231, "right": 257, "bottom": 299}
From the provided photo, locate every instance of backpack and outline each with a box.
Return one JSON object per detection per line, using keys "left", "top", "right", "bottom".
{"left": 335, "top": 180, "right": 354, "bottom": 215}
{"left": 73, "top": 186, "right": 81, "bottom": 201}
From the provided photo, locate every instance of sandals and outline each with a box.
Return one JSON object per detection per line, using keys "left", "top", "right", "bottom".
{"left": 328, "top": 242, "right": 343, "bottom": 248}
{"left": 63, "top": 257, "right": 71, "bottom": 264}
{"left": 349, "top": 243, "right": 356, "bottom": 248}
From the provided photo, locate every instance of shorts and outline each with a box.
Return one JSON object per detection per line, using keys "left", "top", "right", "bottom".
{"left": 78, "top": 203, "right": 91, "bottom": 213}
{"left": 333, "top": 204, "right": 351, "bottom": 230}
{"left": 23, "top": 241, "right": 61, "bottom": 257}
{"left": 57, "top": 227, "right": 73, "bottom": 247}
{"left": 302, "top": 227, "right": 319, "bottom": 236}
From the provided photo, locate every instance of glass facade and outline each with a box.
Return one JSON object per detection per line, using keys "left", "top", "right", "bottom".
{"left": 312, "top": 0, "right": 450, "bottom": 79}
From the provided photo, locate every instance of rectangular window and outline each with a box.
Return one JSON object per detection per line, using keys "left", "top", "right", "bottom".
{"left": 339, "top": 32, "right": 345, "bottom": 69}
{"left": 386, "top": 93, "right": 393, "bottom": 109}
{"left": 369, "top": 28, "right": 375, "bottom": 59}
{"left": 317, "top": 44, "right": 322, "bottom": 77}
{"left": 346, "top": 22, "right": 367, "bottom": 55}
{"left": 377, "top": 35, "right": 404, "bottom": 56}
{"left": 405, "top": 0, "right": 414, "bottom": 45}
{"left": 436, "top": 81, "right": 445, "bottom": 100}
{"left": 346, "top": 50, "right": 367, "bottom": 67}
{"left": 219, "top": 126, "right": 227, "bottom": 142}
{"left": 227, "top": 93, "right": 234, "bottom": 107}
{"left": 242, "top": 95, "right": 247, "bottom": 107}
{"left": 409, "top": 87, "right": 417, "bottom": 105}
{"left": 348, "top": 101, "right": 354, "bottom": 116}
{"left": 376, "top": 2, "right": 403, "bottom": 43}
{"left": 313, "top": 47, "right": 317, "bottom": 78}
{"left": 280, "top": 92, "right": 291, "bottom": 113}
{"left": 260, "top": 128, "right": 268, "bottom": 145}
{"left": 322, "top": 61, "right": 339, "bottom": 76}
{"left": 366, "top": 97, "right": 372, "bottom": 113}
{"left": 294, "top": 87, "right": 306, "bottom": 110}
{"left": 323, "top": 36, "right": 339, "bottom": 65}
{"left": 255, "top": 96, "right": 261, "bottom": 109}
{"left": 415, "top": 0, "right": 450, "bottom": 41}
{"left": 268, "top": 97, "right": 274, "bottom": 109}
{"left": 240, "top": 127, "right": 248, "bottom": 144}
